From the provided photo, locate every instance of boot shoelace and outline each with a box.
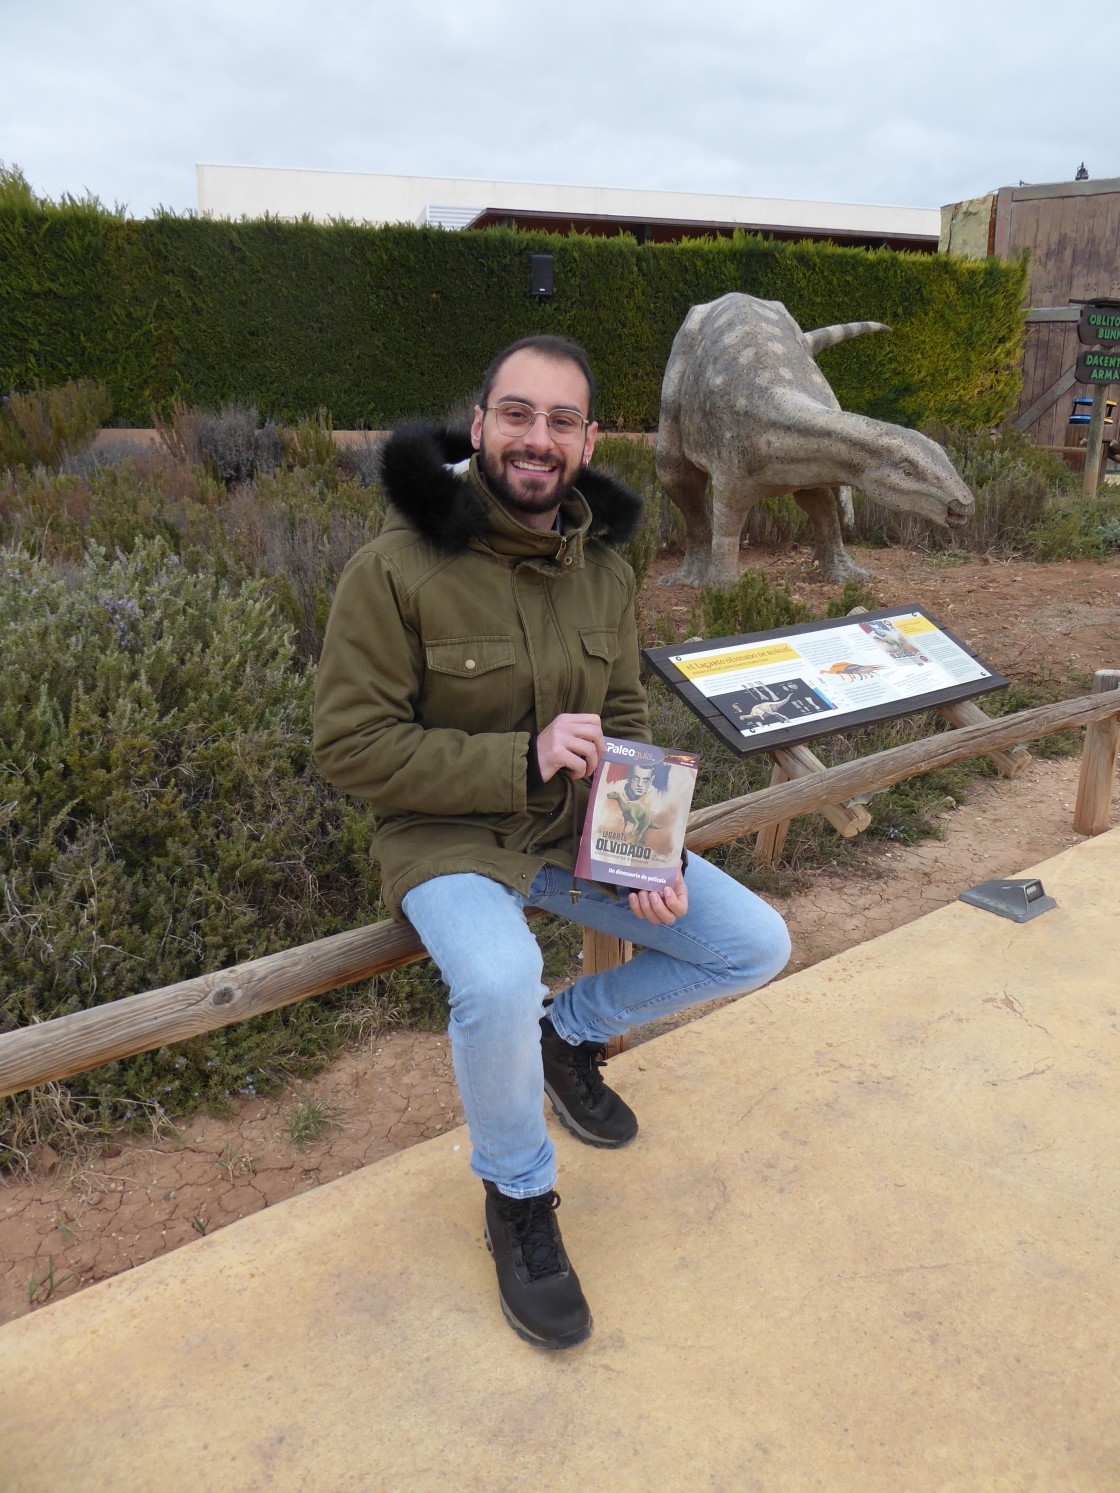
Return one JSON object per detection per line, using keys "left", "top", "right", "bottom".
{"left": 507, "top": 1190, "right": 564, "bottom": 1279}
{"left": 571, "top": 1043, "right": 608, "bottom": 1105}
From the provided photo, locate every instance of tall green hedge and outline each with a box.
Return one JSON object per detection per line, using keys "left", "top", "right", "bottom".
{"left": 0, "top": 207, "right": 1027, "bottom": 431}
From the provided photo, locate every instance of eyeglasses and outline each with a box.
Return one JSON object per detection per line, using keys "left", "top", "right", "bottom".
{"left": 483, "top": 400, "right": 589, "bottom": 444}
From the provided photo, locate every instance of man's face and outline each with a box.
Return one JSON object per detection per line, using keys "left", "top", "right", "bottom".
{"left": 626, "top": 766, "right": 654, "bottom": 797}
{"left": 470, "top": 349, "right": 598, "bottom": 526}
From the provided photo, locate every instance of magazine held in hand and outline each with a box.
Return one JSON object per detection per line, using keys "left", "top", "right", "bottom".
{"left": 575, "top": 738, "right": 700, "bottom": 893}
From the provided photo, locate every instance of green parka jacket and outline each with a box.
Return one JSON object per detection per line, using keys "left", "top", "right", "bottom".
{"left": 312, "top": 422, "right": 650, "bottom": 916}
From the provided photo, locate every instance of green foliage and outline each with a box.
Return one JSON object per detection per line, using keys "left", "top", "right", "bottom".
{"left": 0, "top": 162, "right": 41, "bottom": 212}
{"left": 593, "top": 435, "right": 680, "bottom": 585}
{"left": 0, "top": 207, "right": 1027, "bottom": 430}
{"left": 824, "top": 580, "right": 878, "bottom": 618}
{"left": 0, "top": 379, "right": 112, "bottom": 471}
{"left": 0, "top": 539, "right": 391, "bottom": 1164}
{"left": 699, "top": 569, "right": 812, "bottom": 636}
{"left": 0, "top": 449, "right": 224, "bottom": 562}
{"left": 285, "top": 1096, "right": 343, "bottom": 1151}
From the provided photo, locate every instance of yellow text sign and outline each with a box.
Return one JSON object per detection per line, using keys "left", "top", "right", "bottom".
{"left": 674, "top": 641, "right": 800, "bottom": 679}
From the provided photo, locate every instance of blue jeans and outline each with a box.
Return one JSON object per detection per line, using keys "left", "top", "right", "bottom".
{"left": 401, "top": 854, "right": 790, "bottom": 1199}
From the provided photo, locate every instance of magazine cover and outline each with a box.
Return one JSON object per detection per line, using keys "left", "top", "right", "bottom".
{"left": 574, "top": 737, "right": 700, "bottom": 893}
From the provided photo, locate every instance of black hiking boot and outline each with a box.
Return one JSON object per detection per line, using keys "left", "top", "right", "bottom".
{"left": 483, "top": 1183, "right": 592, "bottom": 1349}
{"left": 540, "top": 1014, "right": 638, "bottom": 1149}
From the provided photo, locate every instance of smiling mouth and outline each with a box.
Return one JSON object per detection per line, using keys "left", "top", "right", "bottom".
{"left": 510, "top": 457, "right": 559, "bottom": 474}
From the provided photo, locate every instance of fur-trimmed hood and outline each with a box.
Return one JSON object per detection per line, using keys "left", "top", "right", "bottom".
{"left": 377, "top": 420, "right": 644, "bottom": 552}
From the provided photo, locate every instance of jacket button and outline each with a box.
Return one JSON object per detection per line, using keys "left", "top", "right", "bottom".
{"left": 563, "top": 556, "right": 573, "bottom": 567}
{"left": 465, "top": 659, "right": 476, "bottom": 670}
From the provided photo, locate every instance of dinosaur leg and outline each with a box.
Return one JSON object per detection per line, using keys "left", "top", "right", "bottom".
{"left": 837, "top": 484, "right": 854, "bottom": 529}
{"left": 656, "top": 445, "right": 712, "bottom": 587}
{"left": 707, "top": 477, "right": 751, "bottom": 590}
{"left": 793, "top": 486, "right": 873, "bottom": 583}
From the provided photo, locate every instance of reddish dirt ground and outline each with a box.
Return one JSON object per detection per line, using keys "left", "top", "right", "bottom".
{"left": 3, "top": 542, "right": 1119, "bottom": 1326}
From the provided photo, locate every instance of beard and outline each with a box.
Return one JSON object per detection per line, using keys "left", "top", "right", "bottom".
{"left": 479, "top": 441, "right": 580, "bottom": 520}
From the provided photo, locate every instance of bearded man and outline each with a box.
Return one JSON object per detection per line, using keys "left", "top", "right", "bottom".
{"left": 313, "top": 335, "right": 790, "bottom": 1350}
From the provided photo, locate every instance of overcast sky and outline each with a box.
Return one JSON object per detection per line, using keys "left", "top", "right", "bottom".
{"left": 2, "top": 0, "right": 1104, "bottom": 219}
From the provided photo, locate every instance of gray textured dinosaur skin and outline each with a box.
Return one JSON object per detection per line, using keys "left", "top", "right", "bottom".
{"left": 655, "top": 293, "right": 974, "bottom": 587}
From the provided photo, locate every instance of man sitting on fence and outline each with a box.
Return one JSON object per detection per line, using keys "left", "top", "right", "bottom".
{"left": 313, "top": 335, "right": 790, "bottom": 1350}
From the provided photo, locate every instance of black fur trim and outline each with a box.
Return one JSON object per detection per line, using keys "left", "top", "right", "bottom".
{"left": 377, "top": 420, "right": 644, "bottom": 551}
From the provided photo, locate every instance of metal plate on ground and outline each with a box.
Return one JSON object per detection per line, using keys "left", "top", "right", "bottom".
{"left": 959, "top": 878, "right": 1057, "bottom": 923}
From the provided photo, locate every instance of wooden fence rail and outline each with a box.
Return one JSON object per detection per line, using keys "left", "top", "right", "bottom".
{"left": 2, "top": 679, "right": 1118, "bottom": 1102}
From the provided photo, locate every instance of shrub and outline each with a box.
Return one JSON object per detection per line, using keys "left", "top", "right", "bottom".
{"left": 197, "top": 404, "right": 260, "bottom": 487}
{"left": 213, "top": 468, "right": 386, "bottom": 664}
{"left": 0, "top": 451, "right": 224, "bottom": 562}
{"left": 699, "top": 568, "right": 813, "bottom": 637}
{"left": 0, "top": 538, "right": 398, "bottom": 1164}
{"left": 0, "top": 379, "right": 112, "bottom": 472}
{"left": 592, "top": 436, "right": 680, "bottom": 586}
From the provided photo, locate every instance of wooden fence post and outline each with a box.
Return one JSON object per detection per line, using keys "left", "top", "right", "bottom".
{"left": 1073, "top": 669, "right": 1120, "bottom": 834}
{"left": 1082, "top": 384, "right": 1114, "bottom": 498}
{"left": 582, "top": 930, "right": 632, "bottom": 1056}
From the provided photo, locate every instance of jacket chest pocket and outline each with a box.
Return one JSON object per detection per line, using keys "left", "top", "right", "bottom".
{"left": 423, "top": 635, "right": 516, "bottom": 731}
{"left": 577, "top": 626, "right": 620, "bottom": 710}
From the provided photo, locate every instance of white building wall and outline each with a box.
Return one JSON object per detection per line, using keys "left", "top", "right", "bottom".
{"left": 196, "top": 164, "right": 939, "bottom": 240}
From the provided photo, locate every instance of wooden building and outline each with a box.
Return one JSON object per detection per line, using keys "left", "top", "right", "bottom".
{"left": 942, "top": 177, "right": 1120, "bottom": 452}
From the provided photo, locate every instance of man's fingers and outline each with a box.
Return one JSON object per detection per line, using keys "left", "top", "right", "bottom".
{"left": 537, "top": 713, "right": 604, "bottom": 781}
{"left": 628, "top": 868, "right": 687, "bottom": 925}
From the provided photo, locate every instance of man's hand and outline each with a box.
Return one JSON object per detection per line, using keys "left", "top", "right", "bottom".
{"left": 536, "top": 713, "right": 605, "bottom": 783}
{"left": 628, "top": 867, "right": 688, "bottom": 925}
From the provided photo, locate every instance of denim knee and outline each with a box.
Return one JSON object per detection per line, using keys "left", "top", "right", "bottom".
{"left": 748, "top": 902, "right": 792, "bottom": 987}
{"left": 445, "top": 940, "right": 546, "bottom": 1043}
{"left": 718, "top": 894, "right": 792, "bottom": 994}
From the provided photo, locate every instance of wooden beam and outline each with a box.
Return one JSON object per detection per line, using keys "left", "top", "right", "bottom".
{"left": 936, "top": 699, "right": 1031, "bottom": 776}
{"left": 1011, "top": 178, "right": 1120, "bottom": 202}
{"left": 3, "top": 690, "right": 1120, "bottom": 1102}
{"left": 1073, "top": 671, "right": 1120, "bottom": 834}
{"left": 1025, "top": 307, "right": 1080, "bottom": 323}
{"left": 0, "top": 919, "right": 422, "bottom": 1100}
{"left": 992, "top": 185, "right": 1015, "bottom": 258}
{"left": 1013, "top": 367, "right": 1078, "bottom": 432}
{"left": 770, "top": 743, "right": 872, "bottom": 838}
{"left": 0, "top": 906, "right": 539, "bottom": 1102}
{"left": 685, "top": 689, "right": 1120, "bottom": 853}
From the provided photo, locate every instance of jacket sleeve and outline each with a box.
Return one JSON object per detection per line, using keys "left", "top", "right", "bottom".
{"left": 313, "top": 548, "right": 531, "bottom": 816}
{"left": 600, "top": 567, "right": 651, "bottom": 745}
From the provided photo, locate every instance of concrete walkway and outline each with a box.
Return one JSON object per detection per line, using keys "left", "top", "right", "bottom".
{"left": 2, "top": 833, "right": 1118, "bottom": 1492}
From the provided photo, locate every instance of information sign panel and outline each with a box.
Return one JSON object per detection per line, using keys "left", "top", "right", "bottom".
{"left": 1075, "top": 347, "right": 1120, "bottom": 385}
{"left": 644, "top": 606, "right": 1008, "bottom": 758}
{"left": 1078, "top": 302, "right": 1120, "bottom": 347}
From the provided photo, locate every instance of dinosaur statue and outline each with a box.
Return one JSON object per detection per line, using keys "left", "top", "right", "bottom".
{"left": 656, "top": 292, "right": 974, "bottom": 588}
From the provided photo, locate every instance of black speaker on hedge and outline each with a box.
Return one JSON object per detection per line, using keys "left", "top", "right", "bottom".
{"left": 530, "top": 254, "right": 554, "bottom": 298}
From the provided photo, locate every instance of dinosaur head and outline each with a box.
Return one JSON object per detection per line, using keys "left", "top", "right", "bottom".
{"left": 854, "top": 425, "right": 973, "bottom": 530}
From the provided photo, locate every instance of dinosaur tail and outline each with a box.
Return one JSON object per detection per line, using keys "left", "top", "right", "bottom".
{"left": 803, "top": 321, "right": 892, "bottom": 358}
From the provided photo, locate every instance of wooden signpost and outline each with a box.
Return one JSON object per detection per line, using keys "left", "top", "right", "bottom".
{"left": 1075, "top": 299, "right": 1120, "bottom": 495}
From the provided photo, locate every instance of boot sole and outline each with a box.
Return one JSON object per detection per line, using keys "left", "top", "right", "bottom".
{"left": 543, "top": 1081, "right": 638, "bottom": 1149}
{"left": 483, "top": 1227, "right": 594, "bottom": 1350}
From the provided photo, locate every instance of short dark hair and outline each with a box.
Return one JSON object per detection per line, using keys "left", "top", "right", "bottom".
{"left": 480, "top": 335, "right": 596, "bottom": 420}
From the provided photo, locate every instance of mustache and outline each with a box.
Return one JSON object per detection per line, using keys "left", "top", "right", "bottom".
{"left": 502, "top": 450, "right": 561, "bottom": 469}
